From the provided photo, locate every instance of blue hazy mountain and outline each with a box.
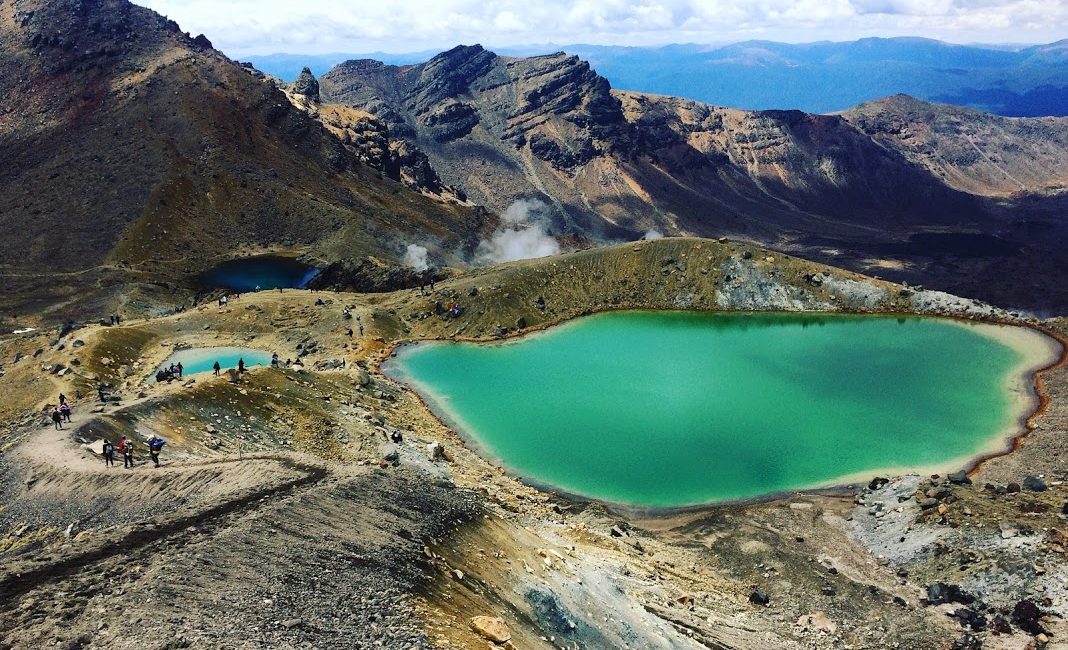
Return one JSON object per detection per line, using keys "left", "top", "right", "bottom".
{"left": 241, "top": 50, "right": 438, "bottom": 81}
{"left": 246, "top": 37, "right": 1068, "bottom": 116}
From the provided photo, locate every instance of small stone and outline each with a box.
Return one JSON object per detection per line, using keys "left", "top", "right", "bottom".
{"left": 1000, "top": 522, "right": 1019, "bottom": 539}
{"left": 470, "top": 616, "right": 511, "bottom": 643}
{"left": 280, "top": 618, "right": 302, "bottom": 630}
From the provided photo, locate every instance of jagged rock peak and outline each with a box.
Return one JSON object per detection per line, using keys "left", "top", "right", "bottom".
{"left": 293, "top": 66, "right": 320, "bottom": 102}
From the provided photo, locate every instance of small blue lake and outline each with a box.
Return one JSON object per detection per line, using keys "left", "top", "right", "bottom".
{"left": 200, "top": 256, "right": 318, "bottom": 292}
{"left": 155, "top": 347, "right": 274, "bottom": 378}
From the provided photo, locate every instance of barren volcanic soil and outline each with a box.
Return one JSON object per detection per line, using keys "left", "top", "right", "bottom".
{"left": 1, "top": 238, "right": 1067, "bottom": 649}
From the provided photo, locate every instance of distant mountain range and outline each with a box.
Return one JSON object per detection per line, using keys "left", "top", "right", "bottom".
{"left": 245, "top": 37, "right": 1068, "bottom": 117}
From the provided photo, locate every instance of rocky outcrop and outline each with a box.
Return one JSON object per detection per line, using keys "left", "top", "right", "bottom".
{"left": 320, "top": 46, "right": 1068, "bottom": 312}
{"left": 292, "top": 66, "right": 320, "bottom": 102}
{"left": 844, "top": 94, "right": 1068, "bottom": 197}
{"left": 306, "top": 258, "right": 444, "bottom": 293}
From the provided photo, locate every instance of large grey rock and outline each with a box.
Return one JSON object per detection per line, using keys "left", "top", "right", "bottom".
{"left": 1023, "top": 475, "right": 1047, "bottom": 492}
{"left": 292, "top": 67, "right": 320, "bottom": 102}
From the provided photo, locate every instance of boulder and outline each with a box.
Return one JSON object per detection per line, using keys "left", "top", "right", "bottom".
{"left": 926, "top": 583, "right": 974, "bottom": 606}
{"left": 470, "top": 616, "right": 511, "bottom": 644}
{"left": 868, "top": 476, "right": 889, "bottom": 490}
{"left": 947, "top": 470, "right": 972, "bottom": 485}
{"left": 354, "top": 367, "right": 371, "bottom": 386}
{"left": 1023, "top": 475, "right": 1047, "bottom": 492}
{"left": 749, "top": 589, "right": 770, "bottom": 606}
{"left": 1011, "top": 599, "right": 1045, "bottom": 635}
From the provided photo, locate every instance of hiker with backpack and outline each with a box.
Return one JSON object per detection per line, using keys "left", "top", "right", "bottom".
{"left": 102, "top": 439, "right": 115, "bottom": 467}
{"left": 147, "top": 435, "right": 166, "bottom": 468}
{"left": 50, "top": 407, "right": 63, "bottom": 430}
{"left": 59, "top": 402, "right": 72, "bottom": 423}
{"left": 117, "top": 435, "right": 134, "bottom": 468}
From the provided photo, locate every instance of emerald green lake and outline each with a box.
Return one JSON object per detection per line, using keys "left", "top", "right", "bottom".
{"left": 387, "top": 312, "right": 1057, "bottom": 509}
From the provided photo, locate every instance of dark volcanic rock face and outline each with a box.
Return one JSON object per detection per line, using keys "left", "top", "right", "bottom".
{"left": 292, "top": 66, "right": 320, "bottom": 102}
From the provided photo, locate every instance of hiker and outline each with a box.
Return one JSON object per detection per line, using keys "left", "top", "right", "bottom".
{"left": 109, "top": 315, "right": 115, "bottom": 325}
{"left": 118, "top": 435, "right": 134, "bottom": 468}
{"left": 102, "top": 439, "right": 115, "bottom": 467}
{"left": 147, "top": 435, "right": 165, "bottom": 468}
{"left": 346, "top": 328, "right": 353, "bottom": 337}
{"left": 59, "top": 402, "right": 72, "bottom": 423}
{"left": 176, "top": 362, "right": 183, "bottom": 378}
{"left": 430, "top": 279, "right": 435, "bottom": 291}
{"left": 213, "top": 360, "right": 221, "bottom": 377}
{"left": 357, "top": 323, "right": 364, "bottom": 336}
{"left": 271, "top": 353, "right": 279, "bottom": 367}
{"left": 238, "top": 358, "right": 246, "bottom": 373}
{"left": 50, "top": 407, "right": 63, "bottom": 430}
{"left": 58, "top": 393, "right": 67, "bottom": 405}
{"left": 315, "top": 298, "right": 325, "bottom": 306}
{"left": 97, "top": 384, "right": 107, "bottom": 402}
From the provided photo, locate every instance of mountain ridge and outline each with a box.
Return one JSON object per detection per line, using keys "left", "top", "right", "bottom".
{"left": 0, "top": 0, "right": 486, "bottom": 319}
{"left": 313, "top": 45, "right": 1068, "bottom": 311}
{"left": 247, "top": 37, "right": 1068, "bottom": 117}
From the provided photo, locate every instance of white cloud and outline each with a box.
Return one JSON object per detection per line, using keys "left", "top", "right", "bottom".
{"left": 134, "top": 0, "right": 1068, "bottom": 56}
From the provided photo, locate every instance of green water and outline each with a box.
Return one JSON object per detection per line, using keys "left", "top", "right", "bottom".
{"left": 389, "top": 312, "right": 1037, "bottom": 508}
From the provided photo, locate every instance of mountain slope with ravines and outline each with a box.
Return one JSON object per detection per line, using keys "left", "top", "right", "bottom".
{"left": 315, "top": 45, "right": 1068, "bottom": 313}
{"left": 0, "top": 0, "right": 488, "bottom": 321}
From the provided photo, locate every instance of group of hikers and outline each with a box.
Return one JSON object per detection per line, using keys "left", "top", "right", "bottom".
{"left": 155, "top": 361, "right": 184, "bottom": 383}
{"left": 101, "top": 433, "right": 165, "bottom": 469}
{"left": 44, "top": 392, "right": 166, "bottom": 468}
{"left": 48, "top": 393, "right": 73, "bottom": 429}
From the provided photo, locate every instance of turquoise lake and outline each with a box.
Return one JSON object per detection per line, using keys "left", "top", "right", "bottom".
{"left": 387, "top": 311, "right": 1058, "bottom": 508}
{"left": 156, "top": 347, "right": 273, "bottom": 378}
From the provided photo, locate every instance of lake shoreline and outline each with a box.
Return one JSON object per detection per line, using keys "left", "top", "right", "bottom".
{"left": 380, "top": 309, "right": 1066, "bottom": 518}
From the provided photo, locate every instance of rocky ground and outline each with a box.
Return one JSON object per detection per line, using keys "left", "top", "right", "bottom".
{"left": 0, "top": 237, "right": 1065, "bottom": 649}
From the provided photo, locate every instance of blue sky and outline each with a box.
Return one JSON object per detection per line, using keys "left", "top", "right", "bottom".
{"left": 136, "top": 0, "right": 1067, "bottom": 55}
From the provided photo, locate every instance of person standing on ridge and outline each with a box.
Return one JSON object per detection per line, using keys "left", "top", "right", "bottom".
{"left": 102, "top": 438, "right": 115, "bottom": 467}
{"left": 213, "top": 360, "right": 221, "bottom": 377}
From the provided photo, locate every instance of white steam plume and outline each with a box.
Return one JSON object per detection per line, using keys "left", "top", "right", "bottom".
{"left": 403, "top": 244, "right": 429, "bottom": 272}
{"left": 475, "top": 199, "right": 560, "bottom": 264}
{"left": 642, "top": 229, "right": 664, "bottom": 240}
